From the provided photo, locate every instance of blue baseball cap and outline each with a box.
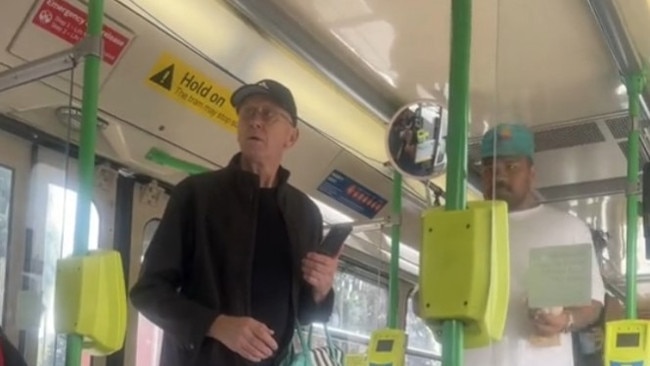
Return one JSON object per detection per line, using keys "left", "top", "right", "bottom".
{"left": 480, "top": 123, "right": 535, "bottom": 159}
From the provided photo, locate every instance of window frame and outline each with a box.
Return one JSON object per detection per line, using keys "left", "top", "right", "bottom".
{"left": 0, "top": 164, "right": 14, "bottom": 327}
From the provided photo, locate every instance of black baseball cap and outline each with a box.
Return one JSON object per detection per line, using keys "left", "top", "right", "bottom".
{"left": 230, "top": 79, "right": 298, "bottom": 126}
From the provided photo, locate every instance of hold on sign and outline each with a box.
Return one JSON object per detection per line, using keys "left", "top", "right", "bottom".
{"left": 146, "top": 52, "right": 239, "bottom": 133}
{"left": 32, "top": 0, "right": 130, "bottom": 65}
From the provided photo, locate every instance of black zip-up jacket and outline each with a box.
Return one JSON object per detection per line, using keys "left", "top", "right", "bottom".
{"left": 130, "top": 153, "right": 335, "bottom": 365}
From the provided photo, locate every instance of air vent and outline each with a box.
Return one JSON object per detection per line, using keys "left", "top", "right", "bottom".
{"left": 537, "top": 177, "right": 626, "bottom": 202}
{"left": 55, "top": 106, "right": 109, "bottom": 131}
{"left": 606, "top": 116, "right": 650, "bottom": 139}
{"left": 534, "top": 123, "right": 605, "bottom": 152}
{"left": 618, "top": 140, "right": 649, "bottom": 167}
{"left": 467, "top": 121, "right": 605, "bottom": 161}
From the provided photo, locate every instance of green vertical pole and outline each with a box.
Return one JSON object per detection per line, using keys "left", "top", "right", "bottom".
{"left": 443, "top": 0, "right": 472, "bottom": 365}
{"left": 66, "top": 0, "right": 104, "bottom": 365}
{"left": 624, "top": 73, "right": 646, "bottom": 319}
{"left": 387, "top": 171, "right": 402, "bottom": 328}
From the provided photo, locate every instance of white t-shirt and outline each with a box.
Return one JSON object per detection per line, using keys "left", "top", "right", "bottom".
{"left": 464, "top": 204, "right": 606, "bottom": 366}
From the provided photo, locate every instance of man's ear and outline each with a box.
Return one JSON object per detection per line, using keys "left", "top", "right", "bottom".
{"left": 286, "top": 127, "right": 299, "bottom": 148}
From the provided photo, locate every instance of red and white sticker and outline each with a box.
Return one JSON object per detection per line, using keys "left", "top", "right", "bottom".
{"left": 31, "top": 0, "right": 130, "bottom": 65}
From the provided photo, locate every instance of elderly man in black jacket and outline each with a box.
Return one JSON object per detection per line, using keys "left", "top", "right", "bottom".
{"left": 130, "top": 79, "right": 340, "bottom": 366}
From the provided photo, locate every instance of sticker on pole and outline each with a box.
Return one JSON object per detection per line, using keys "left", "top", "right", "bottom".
{"left": 317, "top": 170, "right": 387, "bottom": 219}
{"left": 146, "top": 53, "right": 238, "bottom": 132}
{"left": 31, "top": 0, "right": 130, "bottom": 65}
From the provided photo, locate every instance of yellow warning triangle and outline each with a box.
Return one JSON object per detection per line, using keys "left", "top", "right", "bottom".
{"left": 149, "top": 64, "right": 174, "bottom": 91}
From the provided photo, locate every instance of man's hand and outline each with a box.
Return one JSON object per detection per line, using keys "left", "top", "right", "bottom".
{"left": 208, "top": 315, "right": 278, "bottom": 362}
{"left": 302, "top": 251, "right": 340, "bottom": 303}
{"left": 529, "top": 309, "right": 570, "bottom": 337}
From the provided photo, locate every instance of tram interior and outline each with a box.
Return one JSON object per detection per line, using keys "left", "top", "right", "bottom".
{"left": 0, "top": 0, "right": 649, "bottom": 365}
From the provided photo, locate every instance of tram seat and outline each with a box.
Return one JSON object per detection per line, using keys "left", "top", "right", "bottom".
{"left": 54, "top": 250, "right": 127, "bottom": 356}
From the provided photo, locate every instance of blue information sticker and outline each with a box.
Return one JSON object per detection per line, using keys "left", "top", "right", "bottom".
{"left": 317, "top": 170, "right": 388, "bottom": 219}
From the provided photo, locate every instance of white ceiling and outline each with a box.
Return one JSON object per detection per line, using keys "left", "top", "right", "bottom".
{"left": 267, "top": 0, "right": 632, "bottom": 138}
{"left": 615, "top": 0, "right": 650, "bottom": 64}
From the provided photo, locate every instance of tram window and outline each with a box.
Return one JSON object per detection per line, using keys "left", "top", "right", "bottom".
{"left": 136, "top": 219, "right": 163, "bottom": 366}
{"left": 305, "top": 270, "right": 387, "bottom": 354}
{"left": 331, "top": 271, "right": 387, "bottom": 337}
{"left": 405, "top": 296, "right": 441, "bottom": 365}
{"left": 38, "top": 183, "right": 99, "bottom": 366}
{"left": 406, "top": 354, "right": 441, "bottom": 366}
{"left": 0, "top": 166, "right": 12, "bottom": 325}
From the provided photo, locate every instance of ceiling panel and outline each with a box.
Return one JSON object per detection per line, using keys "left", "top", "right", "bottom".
{"left": 614, "top": 0, "right": 650, "bottom": 66}
{"left": 267, "top": 0, "right": 627, "bottom": 138}
{"left": 606, "top": 115, "right": 650, "bottom": 140}
{"left": 534, "top": 123, "right": 606, "bottom": 153}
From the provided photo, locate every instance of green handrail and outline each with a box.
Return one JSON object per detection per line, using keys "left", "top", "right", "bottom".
{"left": 442, "top": 0, "right": 473, "bottom": 365}
{"left": 387, "top": 171, "right": 402, "bottom": 328}
{"left": 624, "top": 72, "right": 647, "bottom": 319}
{"left": 66, "top": 0, "right": 104, "bottom": 364}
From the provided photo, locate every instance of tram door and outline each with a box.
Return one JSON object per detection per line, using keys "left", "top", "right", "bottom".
{"left": 0, "top": 126, "right": 118, "bottom": 366}
{"left": 0, "top": 127, "right": 31, "bottom": 349}
{"left": 123, "top": 180, "right": 169, "bottom": 366}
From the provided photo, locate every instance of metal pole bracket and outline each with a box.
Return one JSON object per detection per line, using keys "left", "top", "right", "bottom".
{"left": 0, "top": 35, "right": 102, "bottom": 93}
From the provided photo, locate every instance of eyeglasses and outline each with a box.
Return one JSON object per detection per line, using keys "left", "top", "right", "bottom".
{"left": 238, "top": 105, "right": 294, "bottom": 126}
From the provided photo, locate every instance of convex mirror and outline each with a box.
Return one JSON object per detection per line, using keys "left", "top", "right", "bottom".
{"left": 386, "top": 100, "right": 448, "bottom": 180}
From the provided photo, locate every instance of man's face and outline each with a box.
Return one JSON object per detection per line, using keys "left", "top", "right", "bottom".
{"left": 480, "top": 156, "right": 535, "bottom": 210}
{"left": 236, "top": 94, "right": 298, "bottom": 161}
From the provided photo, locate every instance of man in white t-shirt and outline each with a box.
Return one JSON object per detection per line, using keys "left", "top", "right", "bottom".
{"left": 413, "top": 123, "right": 605, "bottom": 366}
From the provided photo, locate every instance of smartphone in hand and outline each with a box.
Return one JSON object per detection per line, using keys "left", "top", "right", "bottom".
{"left": 318, "top": 224, "right": 353, "bottom": 257}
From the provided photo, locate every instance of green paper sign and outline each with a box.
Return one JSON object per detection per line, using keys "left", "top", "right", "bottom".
{"left": 528, "top": 243, "right": 593, "bottom": 309}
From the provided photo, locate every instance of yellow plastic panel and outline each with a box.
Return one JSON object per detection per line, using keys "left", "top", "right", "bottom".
{"left": 55, "top": 250, "right": 127, "bottom": 355}
{"left": 367, "top": 328, "right": 407, "bottom": 366}
{"left": 344, "top": 353, "right": 368, "bottom": 366}
{"left": 604, "top": 319, "right": 650, "bottom": 365}
{"left": 419, "top": 201, "right": 509, "bottom": 348}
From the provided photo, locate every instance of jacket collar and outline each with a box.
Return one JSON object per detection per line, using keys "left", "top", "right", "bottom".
{"left": 226, "top": 152, "right": 291, "bottom": 185}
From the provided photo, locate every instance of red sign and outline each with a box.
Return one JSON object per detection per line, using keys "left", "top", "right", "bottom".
{"left": 31, "top": 0, "right": 130, "bottom": 65}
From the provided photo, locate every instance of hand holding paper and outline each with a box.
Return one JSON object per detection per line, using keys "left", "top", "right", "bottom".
{"left": 530, "top": 308, "right": 569, "bottom": 336}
